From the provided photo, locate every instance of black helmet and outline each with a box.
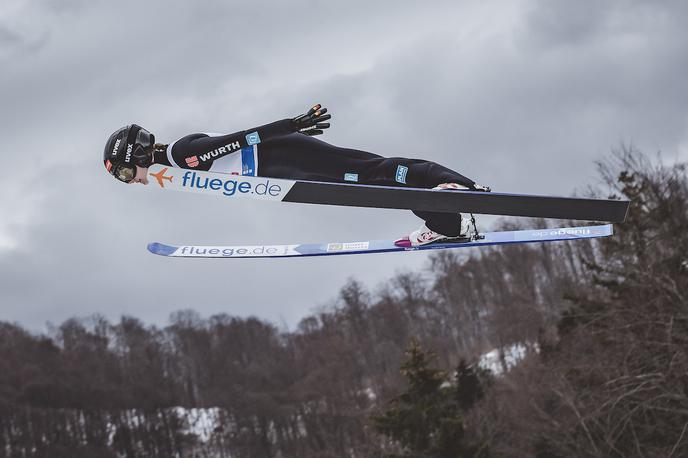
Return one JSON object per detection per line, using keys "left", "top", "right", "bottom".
{"left": 103, "top": 124, "right": 155, "bottom": 183}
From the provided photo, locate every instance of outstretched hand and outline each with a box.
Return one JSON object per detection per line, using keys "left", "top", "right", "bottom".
{"left": 292, "top": 104, "right": 331, "bottom": 136}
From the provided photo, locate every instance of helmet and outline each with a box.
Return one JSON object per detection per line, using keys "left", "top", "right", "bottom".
{"left": 103, "top": 124, "right": 155, "bottom": 183}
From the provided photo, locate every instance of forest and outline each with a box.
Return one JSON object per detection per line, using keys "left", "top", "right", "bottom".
{"left": 1, "top": 148, "right": 686, "bottom": 457}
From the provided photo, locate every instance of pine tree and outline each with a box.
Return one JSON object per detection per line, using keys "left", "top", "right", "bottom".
{"left": 372, "top": 339, "right": 490, "bottom": 457}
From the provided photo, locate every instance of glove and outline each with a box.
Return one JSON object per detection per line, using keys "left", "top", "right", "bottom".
{"left": 292, "top": 104, "right": 332, "bottom": 136}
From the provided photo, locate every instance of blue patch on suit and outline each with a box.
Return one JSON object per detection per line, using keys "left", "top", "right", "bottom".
{"left": 246, "top": 131, "right": 261, "bottom": 145}
{"left": 395, "top": 165, "right": 408, "bottom": 184}
{"left": 344, "top": 173, "right": 359, "bottom": 182}
{"left": 241, "top": 147, "right": 256, "bottom": 176}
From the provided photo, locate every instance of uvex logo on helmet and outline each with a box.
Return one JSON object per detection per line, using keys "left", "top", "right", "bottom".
{"left": 125, "top": 144, "right": 133, "bottom": 162}
{"left": 111, "top": 138, "right": 121, "bottom": 156}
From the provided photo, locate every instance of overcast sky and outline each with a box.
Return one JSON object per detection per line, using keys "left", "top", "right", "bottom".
{"left": 1, "top": 0, "right": 687, "bottom": 331}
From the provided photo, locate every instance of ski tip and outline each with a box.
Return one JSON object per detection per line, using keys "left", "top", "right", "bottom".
{"left": 147, "top": 242, "right": 178, "bottom": 256}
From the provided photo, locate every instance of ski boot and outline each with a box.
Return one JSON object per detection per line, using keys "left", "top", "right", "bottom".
{"left": 394, "top": 214, "right": 473, "bottom": 248}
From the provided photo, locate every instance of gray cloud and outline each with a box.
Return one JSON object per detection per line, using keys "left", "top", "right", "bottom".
{"left": 0, "top": 26, "right": 22, "bottom": 46}
{"left": 1, "top": 0, "right": 687, "bottom": 331}
{"left": 0, "top": 23, "right": 48, "bottom": 59}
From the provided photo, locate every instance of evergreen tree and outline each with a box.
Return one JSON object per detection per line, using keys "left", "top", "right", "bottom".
{"left": 372, "top": 339, "right": 490, "bottom": 457}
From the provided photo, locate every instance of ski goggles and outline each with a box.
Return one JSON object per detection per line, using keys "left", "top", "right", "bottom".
{"left": 113, "top": 163, "right": 137, "bottom": 183}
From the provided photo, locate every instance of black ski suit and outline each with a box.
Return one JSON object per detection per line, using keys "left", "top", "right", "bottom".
{"left": 155, "top": 119, "right": 477, "bottom": 236}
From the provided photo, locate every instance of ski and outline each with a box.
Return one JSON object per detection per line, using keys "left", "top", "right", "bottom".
{"left": 147, "top": 224, "right": 613, "bottom": 259}
{"left": 146, "top": 165, "right": 629, "bottom": 222}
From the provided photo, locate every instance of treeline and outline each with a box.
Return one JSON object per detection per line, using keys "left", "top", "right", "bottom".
{"left": 0, "top": 148, "right": 686, "bottom": 457}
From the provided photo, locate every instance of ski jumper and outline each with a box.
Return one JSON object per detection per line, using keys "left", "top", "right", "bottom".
{"left": 154, "top": 119, "right": 477, "bottom": 236}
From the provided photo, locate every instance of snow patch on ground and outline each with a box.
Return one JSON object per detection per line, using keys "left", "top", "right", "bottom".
{"left": 173, "top": 407, "right": 222, "bottom": 443}
{"left": 479, "top": 342, "right": 536, "bottom": 375}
